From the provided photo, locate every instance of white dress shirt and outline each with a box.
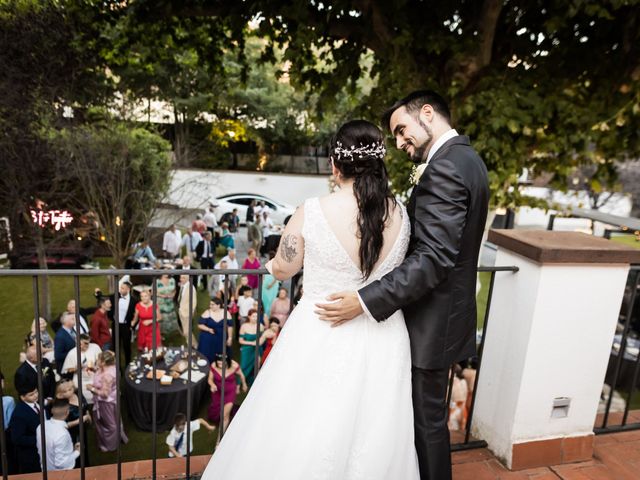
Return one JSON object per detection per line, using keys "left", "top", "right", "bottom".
{"left": 162, "top": 230, "right": 182, "bottom": 256}
{"left": 37, "top": 418, "right": 79, "bottom": 471}
{"left": 357, "top": 129, "right": 460, "bottom": 320}
{"left": 203, "top": 211, "right": 218, "bottom": 229}
{"left": 166, "top": 420, "right": 200, "bottom": 457}
{"left": 118, "top": 294, "right": 131, "bottom": 324}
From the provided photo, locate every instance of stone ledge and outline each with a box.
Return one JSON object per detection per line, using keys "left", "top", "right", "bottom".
{"left": 488, "top": 229, "right": 640, "bottom": 264}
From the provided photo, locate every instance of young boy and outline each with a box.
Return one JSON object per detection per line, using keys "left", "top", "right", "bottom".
{"left": 36, "top": 398, "right": 80, "bottom": 471}
{"left": 237, "top": 287, "right": 254, "bottom": 325}
{"left": 10, "top": 386, "right": 43, "bottom": 473}
{"left": 166, "top": 413, "right": 215, "bottom": 458}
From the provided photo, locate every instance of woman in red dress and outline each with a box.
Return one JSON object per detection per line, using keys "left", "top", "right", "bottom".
{"left": 132, "top": 289, "right": 162, "bottom": 351}
{"left": 260, "top": 318, "right": 280, "bottom": 365}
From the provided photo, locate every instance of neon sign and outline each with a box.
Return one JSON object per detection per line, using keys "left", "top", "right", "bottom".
{"left": 30, "top": 209, "right": 74, "bottom": 231}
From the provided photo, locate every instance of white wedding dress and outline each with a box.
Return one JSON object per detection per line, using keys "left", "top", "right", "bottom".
{"left": 201, "top": 197, "right": 420, "bottom": 480}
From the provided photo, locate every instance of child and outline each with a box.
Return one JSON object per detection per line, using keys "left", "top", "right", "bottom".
{"left": 166, "top": 413, "right": 215, "bottom": 458}
{"left": 237, "top": 287, "right": 254, "bottom": 325}
{"left": 36, "top": 398, "right": 80, "bottom": 471}
{"left": 10, "top": 386, "right": 43, "bottom": 473}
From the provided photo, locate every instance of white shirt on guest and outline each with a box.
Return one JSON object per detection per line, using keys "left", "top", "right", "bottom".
{"left": 162, "top": 230, "right": 182, "bottom": 256}
{"left": 118, "top": 294, "right": 131, "bottom": 324}
{"left": 203, "top": 211, "right": 218, "bottom": 229}
{"left": 166, "top": 420, "right": 200, "bottom": 457}
{"left": 37, "top": 418, "right": 79, "bottom": 471}
{"left": 238, "top": 296, "right": 254, "bottom": 317}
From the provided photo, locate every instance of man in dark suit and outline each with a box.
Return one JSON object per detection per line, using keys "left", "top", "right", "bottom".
{"left": 96, "top": 281, "right": 138, "bottom": 366}
{"left": 14, "top": 346, "right": 56, "bottom": 401}
{"left": 195, "top": 231, "right": 216, "bottom": 291}
{"left": 317, "top": 90, "right": 489, "bottom": 480}
{"left": 54, "top": 313, "right": 77, "bottom": 374}
{"left": 9, "top": 386, "right": 45, "bottom": 473}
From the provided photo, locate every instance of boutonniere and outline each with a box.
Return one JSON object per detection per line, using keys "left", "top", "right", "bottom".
{"left": 42, "top": 366, "right": 50, "bottom": 375}
{"left": 410, "top": 161, "right": 429, "bottom": 185}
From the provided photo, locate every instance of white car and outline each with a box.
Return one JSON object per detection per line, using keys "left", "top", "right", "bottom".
{"left": 212, "top": 193, "right": 296, "bottom": 226}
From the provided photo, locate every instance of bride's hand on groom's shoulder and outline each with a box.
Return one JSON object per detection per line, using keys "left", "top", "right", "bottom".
{"left": 315, "top": 291, "right": 363, "bottom": 327}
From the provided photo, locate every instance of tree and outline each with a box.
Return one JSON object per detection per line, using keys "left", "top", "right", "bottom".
{"left": 0, "top": 0, "right": 110, "bottom": 316}
{"left": 144, "top": 0, "right": 640, "bottom": 206}
{"left": 51, "top": 122, "right": 172, "bottom": 268}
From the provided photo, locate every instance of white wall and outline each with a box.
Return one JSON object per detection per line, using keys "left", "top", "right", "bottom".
{"left": 165, "top": 169, "right": 332, "bottom": 210}
{"left": 473, "top": 249, "right": 629, "bottom": 466}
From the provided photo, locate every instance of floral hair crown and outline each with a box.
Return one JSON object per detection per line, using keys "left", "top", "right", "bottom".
{"left": 333, "top": 141, "right": 386, "bottom": 162}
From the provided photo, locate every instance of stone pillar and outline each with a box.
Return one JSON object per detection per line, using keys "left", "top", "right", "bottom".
{"left": 473, "top": 229, "right": 640, "bottom": 470}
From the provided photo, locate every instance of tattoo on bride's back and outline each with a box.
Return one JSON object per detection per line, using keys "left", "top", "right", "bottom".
{"left": 280, "top": 235, "right": 298, "bottom": 263}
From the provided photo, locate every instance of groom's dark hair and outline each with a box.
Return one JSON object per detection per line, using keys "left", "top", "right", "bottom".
{"left": 382, "top": 90, "right": 451, "bottom": 129}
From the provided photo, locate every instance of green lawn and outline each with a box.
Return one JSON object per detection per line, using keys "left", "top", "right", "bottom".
{"left": 0, "top": 261, "right": 228, "bottom": 465}
{"left": 610, "top": 233, "right": 640, "bottom": 249}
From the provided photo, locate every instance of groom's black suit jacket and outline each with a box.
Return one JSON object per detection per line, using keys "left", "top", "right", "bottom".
{"left": 359, "top": 135, "right": 489, "bottom": 370}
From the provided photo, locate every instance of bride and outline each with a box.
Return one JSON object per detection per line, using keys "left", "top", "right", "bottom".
{"left": 201, "top": 120, "right": 420, "bottom": 479}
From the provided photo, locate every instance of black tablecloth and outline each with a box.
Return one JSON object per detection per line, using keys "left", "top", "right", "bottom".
{"left": 124, "top": 348, "right": 210, "bottom": 431}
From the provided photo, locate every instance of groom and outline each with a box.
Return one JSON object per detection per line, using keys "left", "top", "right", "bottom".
{"left": 316, "top": 90, "right": 489, "bottom": 479}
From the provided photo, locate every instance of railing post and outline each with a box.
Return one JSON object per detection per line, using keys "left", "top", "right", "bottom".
{"left": 32, "top": 276, "right": 47, "bottom": 478}
{"left": 0, "top": 368, "right": 8, "bottom": 479}
{"left": 113, "top": 274, "right": 123, "bottom": 480}
{"left": 73, "top": 275, "right": 86, "bottom": 479}
{"left": 151, "top": 277, "right": 158, "bottom": 479}
{"left": 186, "top": 273, "right": 194, "bottom": 479}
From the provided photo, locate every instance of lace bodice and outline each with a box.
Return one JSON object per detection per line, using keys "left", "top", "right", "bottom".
{"left": 300, "top": 197, "right": 410, "bottom": 300}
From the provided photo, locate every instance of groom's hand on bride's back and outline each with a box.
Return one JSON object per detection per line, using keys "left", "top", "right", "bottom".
{"left": 315, "top": 291, "right": 363, "bottom": 327}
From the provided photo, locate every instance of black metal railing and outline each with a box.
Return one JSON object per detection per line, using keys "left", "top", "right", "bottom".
{"left": 595, "top": 265, "right": 640, "bottom": 435}
{"left": 0, "top": 265, "right": 514, "bottom": 478}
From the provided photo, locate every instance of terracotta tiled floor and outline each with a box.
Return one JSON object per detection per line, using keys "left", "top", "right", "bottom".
{"left": 453, "top": 430, "right": 640, "bottom": 479}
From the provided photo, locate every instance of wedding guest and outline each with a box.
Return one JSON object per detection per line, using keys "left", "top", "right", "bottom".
{"left": 203, "top": 205, "right": 218, "bottom": 235}
{"left": 234, "top": 276, "right": 251, "bottom": 301}
{"left": 237, "top": 287, "right": 254, "bottom": 324}
{"left": 220, "top": 209, "right": 240, "bottom": 234}
{"left": 61, "top": 334, "right": 101, "bottom": 404}
{"left": 36, "top": 398, "right": 80, "bottom": 471}
{"left": 219, "top": 248, "right": 239, "bottom": 289}
{"left": 90, "top": 297, "right": 112, "bottom": 350}
{"left": 261, "top": 211, "right": 275, "bottom": 239}
{"left": 65, "top": 299, "right": 92, "bottom": 335}
{"left": 196, "top": 231, "right": 216, "bottom": 291}
{"left": 192, "top": 213, "right": 207, "bottom": 235}
{"left": 162, "top": 224, "right": 182, "bottom": 259}
{"left": 261, "top": 252, "right": 279, "bottom": 317}
{"left": 10, "top": 386, "right": 43, "bottom": 473}
{"left": 96, "top": 281, "right": 138, "bottom": 366}
{"left": 166, "top": 413, "right": 215, "bottom": 458}
{"left": 261, "top": 318, "right": 280, "bottom": 365}
{"left": 133, "top": 240, "right": 156, "bottom": 264}
{"left": 197, "top": 298, "right": 233, "bottom": 363}
{"left": 177, "top": 275, "right": 198, "bottom": 347}
{"left": 248, "top": 215, "right": 263, "bottom": 252}
{"left": 26, "top": 318, "right": 55, "bottom": 363}
{"left": 156, "top": 273, "right": 180, "bottom": 335}
{"left": 209, "top": 260, "right": 229, "bottom": 298}
{"left": 54, "top": 380, "right": 91, "bottom": 449}
{"left": 246, "top": 200, "right": 256, "bottom": 241}
{"left": 1, "top": 372, "right": 15, "bottom": 429}
{"left": 269, "top": 287, "right": 291, "bottom": 326}
{"left": 218, "top": 222, "right": 235, "bottom": 250}
{"left": 16, "top": 345, "right": 56, "bottom": 401}
{"left": 132, "top": 290, "right": 162, "bottom": 352}
{"left": 180, "top": 228, "right": 198, "bottom": 259}
{"left": 239, "top": 309, "right": 265, "bottom": 387}
{"left": 448, "top": 365, "right": 469, "bottom": 431}
{"left": 208, "top": 354, "right": 247, "bottom": 432}
{"left": 242, "top": 248, "right": 261, "bottom": 290}
{"left": 87, "top": 351, "right": 128, "bottom": 452}
{"left": 174, "top": 255, "right": 193, "bottom": 302}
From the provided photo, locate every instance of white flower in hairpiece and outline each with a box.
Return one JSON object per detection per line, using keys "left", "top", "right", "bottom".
{"left": 410, "top": 161, "right": 429, "bottom": 185}
{"left": 333, "top": 141, "right": 386, "bottom": 162}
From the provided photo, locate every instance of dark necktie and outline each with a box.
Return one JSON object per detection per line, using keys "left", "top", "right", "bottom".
{"left": 33, "top": 403, "right": 40, "bottom": 415}
{"left": 175, "top": 432, "right": 185, "bottom": 452}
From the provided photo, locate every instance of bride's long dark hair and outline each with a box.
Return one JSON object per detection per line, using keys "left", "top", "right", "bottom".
{"left": 330, "top": 120, "right": 397, "bottom": 280}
